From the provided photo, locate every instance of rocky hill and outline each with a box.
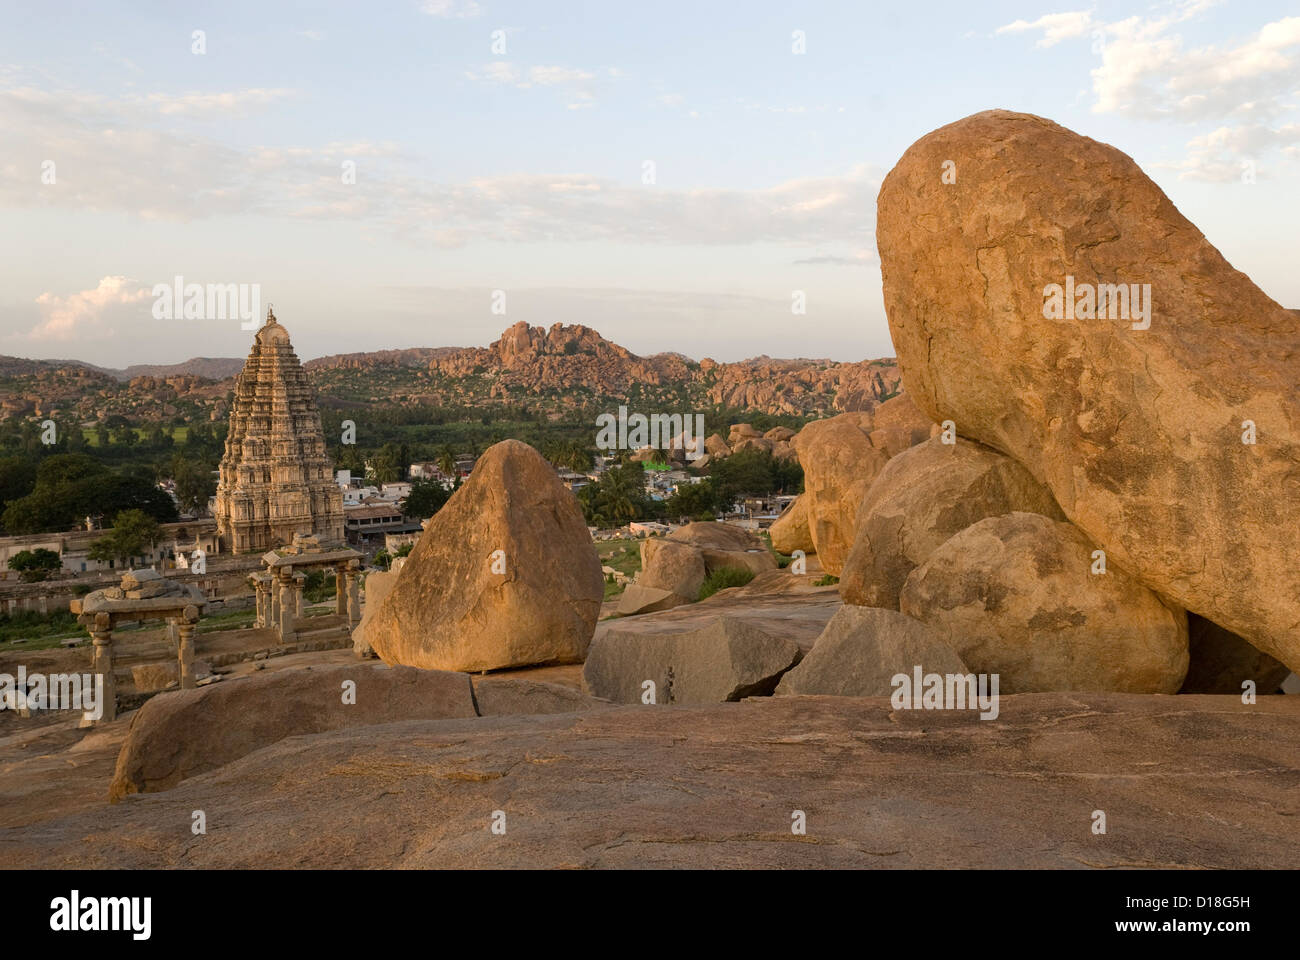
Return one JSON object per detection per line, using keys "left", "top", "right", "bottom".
{"left": 0, "top": 322, "right": 901, "bottom": 425}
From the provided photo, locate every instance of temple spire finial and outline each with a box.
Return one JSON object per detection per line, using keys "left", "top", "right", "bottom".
{"left": 266, "top": 304, "right": 276, "bottom": 325}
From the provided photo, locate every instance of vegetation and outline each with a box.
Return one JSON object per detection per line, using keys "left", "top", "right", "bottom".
{"left": 0, "top": 610, "right": 82, "bottom": 650}
{"left": 373, "top": 541, "right": 414, "bottom": 571}
{"left": 813, "top": 574, "right": 839, "bottom": 586}
{"left": 0, "top": 454, "right": 179, "bottom": 535}
{"left": 400, "top": 478, "right": 455, "bottom": 520}
{"left": 577, "top": 463, "right": 655, "bottom": 527}
{"left": 699, "top": 566, "right": 755, "bottom": 600}
{"left": 86, "top": 509, "right": 162, "bottom": 568}
{"left": 7, "top": 547, "right": 61, "bottom": 582}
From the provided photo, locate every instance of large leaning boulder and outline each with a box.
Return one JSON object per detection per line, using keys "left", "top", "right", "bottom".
{"left": 790, "top": 412, "right": 888, "bottom": 576}
{"left": 637, "top": 538, "right": 706, "bottom": 601}
{"left": 775, "top": 605, "right": 967, "bottom": 697}
{"left": 352, "top": 568, "right": 398, "bottom": 659}
{"left": 840, "top": 437, "right": 1064, "bottom": 609}
{"left": 877, "top": 109, "right": 1300, "bottom": 673}
{"left": 110, "top": 664, "right": 476, "bottom": 800}
{"left": 582, "top": 617, "right": 801, "bottom": 704}
{"left": 366, "top": 439, "right": 603, "bottom": 672}
{"left": 769, "top": 495, "right": 813, "bottom": 555}
{"left": 899, "top": 512, "right": 1188, "bottom": 693}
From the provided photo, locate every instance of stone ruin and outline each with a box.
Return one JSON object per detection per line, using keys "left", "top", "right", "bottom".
{"left": 69, "top": 569, "right": 207, "bottom": 724}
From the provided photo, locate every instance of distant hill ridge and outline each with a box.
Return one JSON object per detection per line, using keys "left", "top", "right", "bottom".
{"left": 0, "top": 321, "right": 903, "bottom": 422}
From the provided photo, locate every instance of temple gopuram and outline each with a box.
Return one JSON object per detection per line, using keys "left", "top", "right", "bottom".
{"left": 214, "top": 308, "right": 345, "bottom": 553}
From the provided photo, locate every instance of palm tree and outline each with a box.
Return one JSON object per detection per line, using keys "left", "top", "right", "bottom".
{"left": 436, "top": 445, "right": 456, "bottom": 477}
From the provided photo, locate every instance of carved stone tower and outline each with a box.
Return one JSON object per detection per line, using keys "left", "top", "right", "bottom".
{"left": 214, "top": 308, "right": 345, "bottom": 553}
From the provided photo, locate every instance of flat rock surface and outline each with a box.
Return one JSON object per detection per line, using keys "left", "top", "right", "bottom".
{"left": 598, "top": 574, "right": 841, "bottom": 653}
{"left": 2, "top": 693, "right": 1296, "bottom": 868}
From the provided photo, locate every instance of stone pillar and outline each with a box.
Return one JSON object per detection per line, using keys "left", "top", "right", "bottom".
{"left": 89, "top": 612, "right": 116, "bottom": 725}
{"left": 250, "top": 577, "right": 264, "bottom": 628}
{"left": 278, "top": 569, "right": 296, "bottom": 644}
{"left": 252, "top": 574, "right": 265, "bottom": 629}
{"left": 345, "top": 563, "right": 361, "bottom": 631}
{"left": 293, "top": 572, "right": 306, "bottom": 621}
{"left": 166, "top": 619, "right": 179, "bottom": 655}
{"left": 269, "top": 576, "right": 281, "bottom": 629}
{"left": 177, "top": 605, "right": 199, "bottom": 689}
{"left": 335, "top": 564, "right": 347, "bottom": 615}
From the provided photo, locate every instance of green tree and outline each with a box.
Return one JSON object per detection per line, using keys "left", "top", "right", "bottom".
{"left": 401, "top": 478, "right": 453, "bottom": 520}
{"left": 7, "top": 547, "right": 62, "bottom": 582}
{"left": 0, "top": 455, "right": 177, "bottom": 535}
{"left": 436, "top": 445, "right": 456, "bottom": 477}
{"left": 665, "top": 479, "right": 721, "bottom": 520}
{"left": 87, "top": 509, "right": 161, "bottom": 568}
{"left": 577, "top": 463, "right": 651, "bottom": 526}
{"left": 171, "top": 455, "right": 216, "bottom": 516}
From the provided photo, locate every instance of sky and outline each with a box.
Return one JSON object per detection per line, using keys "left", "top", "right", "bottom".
{"left": 1, "top": 0, "right": 1297, "bottom": 366}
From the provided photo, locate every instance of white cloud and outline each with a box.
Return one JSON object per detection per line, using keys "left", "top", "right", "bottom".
{"left": 996, "top": 5, "right": 1300, "bottom": 181}
{"left": 0, "top": 77, "right": 880, "bottom": 251}
{"left": 420, "top": 0, "right": 483, "bottom": 19}
{"left": 996, "top": 10, "right": 1095, "bottom": 47}
{"left": 143, "top": 88, "right": 296, "bottom": 117}
{"left": 465, "top": 61, "right": 608, "bottom": 103}
{"left": 1092, "top": 14, "right": 1300, "bottom": 122}
{"left": 30, "top": 276, "right": 150, "bottom": 341}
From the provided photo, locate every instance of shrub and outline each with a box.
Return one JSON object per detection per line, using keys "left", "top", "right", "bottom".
{"left": 698, "top": 566, "right": 755, "bottom": 601}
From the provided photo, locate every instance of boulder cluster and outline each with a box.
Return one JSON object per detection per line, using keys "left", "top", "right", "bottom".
{"left": 617, "top": 522, "right": 776, "bottom": 615}
{"left": 820, "top": 108, "right": 1296, "bottom": 695}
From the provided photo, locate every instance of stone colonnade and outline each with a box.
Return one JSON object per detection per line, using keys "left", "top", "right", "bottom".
{"left": 252, "top": 560, "right": 360, "bottom": 642}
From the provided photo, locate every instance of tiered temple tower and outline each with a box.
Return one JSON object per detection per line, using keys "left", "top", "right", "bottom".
{"left": 214, "top": 308, "right": 345, "bottom": 553}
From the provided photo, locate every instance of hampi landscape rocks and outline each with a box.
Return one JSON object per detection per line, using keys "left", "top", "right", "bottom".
{"left": 876, "top": 109, "right": 1300, "bottom": 677}
{"left": 365, "top": 439, "right": 604, "bottom": 672}
{"left": 3, "top": 109, "right": 1298, "bottom": 871}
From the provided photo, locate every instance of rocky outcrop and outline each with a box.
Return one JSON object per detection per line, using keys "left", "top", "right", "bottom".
{"left": 775, "top": 606, "right": 967, "bottom": 697}
{"left": 626, "top": 523, "right": 778, "bottom": 609}
{"left": 109, "top": 664, "right": 476, "bottom": 800}
{"left": 790, "top": 412, "right": 889, "bottom": 576}
{"left": 636, "top": 539, "right": 706, "bottom": 602}
{"left": 867, "top": 392, "right": 933, "bottom": 458}
{"left": 582, "top": 617, "right": 802, "bottom": 704}
{"left": 366, "top": 440, "right": 603, "bottom": 672}
{"left": 899, "top": 513, "right": 1188, "bottom": 693}
{"left": 769, "top": 495, "right": 813, "bottom": 555}
{"left": 877, "top": 109, "right": 1300, "bottom": 673}
{"left": 616, "top": 584, "right": 691, "bottom": 616}
{"left": 470, "top": 676, "right": 613, "bottom": 716}
{"left": 839, "top": 438, "right": 1064, "bottom": 609}
{"left": 352, "top": 568, "right": 398, "bottom": 659}
{"left": 17, "top": 694, "right": 1300, "bottom": 868}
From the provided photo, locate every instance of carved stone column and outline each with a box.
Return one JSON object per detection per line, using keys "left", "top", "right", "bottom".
{"left": 292, "top": 571, "right": 306, "bottom": 621}
{"left": 177, "top": 604, "right": 199, "bottom": 689}
{"left": 251, "top": 576, "right": 264, "bottom": 628}
{"left": 269, "top": 574, "right": 281, "bottom": 629}
{"left": 278, "top": 567, "right": 296, "bottom": 644}
{"left": 346, "top": 562, "right": 361, "bottom": 631}
{"left": 89, "top": 612, "right": 116, "bottom": 724}
{"left": 335, "top": 564, "right": 347, "bottom": 615}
